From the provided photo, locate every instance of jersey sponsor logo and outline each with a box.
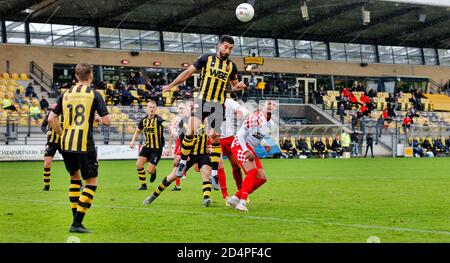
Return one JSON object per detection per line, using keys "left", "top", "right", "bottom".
{"left": 209, "top": 69, "right": 228, "bottom": 81}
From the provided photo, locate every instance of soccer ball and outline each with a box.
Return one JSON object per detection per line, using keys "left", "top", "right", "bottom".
{"left": 236, "top": 3, "right": 254, "bottom": 22}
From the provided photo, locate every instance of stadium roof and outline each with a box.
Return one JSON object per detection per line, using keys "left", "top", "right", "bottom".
{"left": 1, "top": 0, "right": 450, "bottom": 48}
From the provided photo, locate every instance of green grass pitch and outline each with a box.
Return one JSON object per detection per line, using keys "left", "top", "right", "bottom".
{"left": 1, "top": 158, "right": 450, "bottom": 243}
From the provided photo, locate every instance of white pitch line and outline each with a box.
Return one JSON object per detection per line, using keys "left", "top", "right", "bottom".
{"left": 2, "top": 197, "right": 450, "bottom": 237}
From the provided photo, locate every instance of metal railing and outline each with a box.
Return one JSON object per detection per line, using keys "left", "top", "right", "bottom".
{"left": 29, "top": 61, "right": 55, "bottom": 97}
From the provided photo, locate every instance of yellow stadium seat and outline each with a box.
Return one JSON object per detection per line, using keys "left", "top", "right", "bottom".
{"left": 1, "top": 73, "right": 9, "bottom": 79}
{"left": 11, "top": 73, "right": 19, "bottom": 80}
{"left": 20, "top": 73, "right": 29, "bottom": 81}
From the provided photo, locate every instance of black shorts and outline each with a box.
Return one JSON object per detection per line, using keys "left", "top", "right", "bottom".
{"left": 61, "top": 150, "right": 98, "bottom": 180}
{"left": 192, "top": 98, "right": 224, "bottom": 132}
{"left": 139, "top": 147, "right": 162, "bottom": 165}
{"left": 44, "top": 142, "right": 61, "bottom": 157}
{"left": 186, "top": 154, "right": 211, "bottom": 171}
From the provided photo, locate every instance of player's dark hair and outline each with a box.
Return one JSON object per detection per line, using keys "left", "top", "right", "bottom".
{"left": 219, "top": 35, "right": 234, "bottom": 45}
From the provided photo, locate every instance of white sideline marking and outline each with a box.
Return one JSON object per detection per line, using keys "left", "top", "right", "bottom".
{"left": 2, "top": 197, "right": 450, "bottom": 237}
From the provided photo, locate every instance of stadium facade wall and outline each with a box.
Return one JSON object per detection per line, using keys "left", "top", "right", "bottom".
{"left": 1, "top": 44, "right": 449, "bottom": 85}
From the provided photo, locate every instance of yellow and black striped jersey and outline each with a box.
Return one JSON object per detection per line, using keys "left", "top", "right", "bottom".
{"left": 52, "top": 84, "right": 109, "bottom": 153}
{"left": 41, "top": 112, "right": 63, "bottom": 144}
{"left": 138, "top": 114, "right": 166, "bottom": 149}
{"left": 191, "top": 124, "right": 209, "bottom": 156}
{"left": 193, "top": 53, "right": 238, "bottom": 104}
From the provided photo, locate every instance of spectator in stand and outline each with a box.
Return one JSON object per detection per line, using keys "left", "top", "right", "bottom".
{"left": 2, "top": 92, "right": 17, "bottom": 111}
{"left": 137, "top": 85, "right": 151, "bottom": 102}
{"left": 25, "top": 83, "right": 36, "bottom": 99}
{"left": 128, "top": 72, "right": 137, "bottom": 85}
{"left": 15, "top": 87, "right": 25, "bottom": 109}
{"left": 402, "top": 114, "right": 411, "bottom": 134}
{"left": 356, "top": 81, "right": 364, "bottom": 92}
{"left": 368, "top": 88, "right": 376, "bottom": 98}
{"left": 98, "top": 81, "right": 107, "bottom": 90}
{"left": 348, "top": 92, "right": 359, "bottom": 109}
{"left": 408, "top": 105, "right": 419, "bottom": 123}
{"left": 279, "top": 79, "right": 288, "bottom": 95}
{"left": 422, "top": 138, "right": 433, "bottom": 154}
{"left": 351, "top": 112, "right": 359, "bottom": 132}
{"left": 281, "top": 136, "right": 297, "bottom": 158}
{"left": 375, "top": 114, "right": 384, "bottom": 141}
{"left": 445, "top": 136, "right": 450, "bottom": 154}
{"left": 341, "top": 131, "right": 351, "bottom": 153}
{"left": 337, "top": 103, "right": 346, "bottom": 124}
{"left": 350, "top": 132, "right": 360, "bottom": 157}
{"left": 435, "top": 139, "right": 445, "bottom": 154}
{"left": 331, "top": 135, "right": 343, "bottom": 158}
{"left": 314, "top": 137, "right": 326, "bottom": 158}
{"left": 296, "top": 135, "right": 310, "bottom": 158}
{"left": 136, "top": 72, "right": 146, "bottom": 85}
{"left": 39, "top": 96, "right": 49, "bottom": 111}
{"left": 29, "top": 99, "right": 41, "bottom": 123}
{"left": 360, "top": 92, "right": 373, "bottom": 114}
{"left": 364, "top": 133, "right": 374, "bottom": 158}
{"left": 359, "top": 103, "right": 369, "bottom": 117}
{"left": 412, "top": 138, "right": 423, "bottom": 157}
{"left": 387, "top": 103, "right": 396, "bottom": 118}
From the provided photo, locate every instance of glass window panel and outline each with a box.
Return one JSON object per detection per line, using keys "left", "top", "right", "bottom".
{"left": 394, "top": 55, "right": 408, "bottom": 64}
{"left": 231, "top": 36, "right": 242, "bottom": 56}
{"left": 202, "top": 43, "right": 216, "bottom": 53}
{"left": 378, "top": 45, "right": 394, "bottom": 64}
{"left": 241, "top": 46, "right": 253, "bottom": 57}
{"left": 438, "top": 49, "right": 450, "bottom": 66}
{"left": 408, "top": 56, "right": 423, "bottom": 65}
{"left": 330, "top": 42, "right": 346, "bottom": 61}
{"left": 99, "top": 27, "right": 120, "bottom": 49}
{"left": 5, "top": 21, "right": 26, "bottom": 43}
{"left": 422, "top": 48, "right": 436, "bottom": 65}
{"left": 183, "top": 43, "right": 202, "bottom": 53}
{"left": 361, "top": 44, "right": 375, "bottom": 63}
{"left": 295, "top": 40, "right": 311, "bottom": 50}
{"left": 52, "top": 24, "right": 74, "bottom": 36}
{"left": 29, "top": 23, "right": 52, "bottom": 45}
{"left": 120, "top": 29, "right": 140, "bottom": 50}
{"left": 310, "top": 41, "right": 326, "bottom": 50}
{"left": 182, "top": 33, "right": 201, "bottom": 43}
{"left": 278, "top": 39, "right": 295, "bottom": 58}
{"left": 74, "top": 27, "right": 96, "bottom": 48}
{"left": 392, "top": 46, "right": 407, "bottom": 56}
{"left": 407, "top": 47, "right": 421, "bottom": 57}
{"left": 345, "top": 43, "right": 360, "bottom": 53}
{"left": 201, "top": 34, "right": 218, "bottom": 44}
{"left": 296, "top": 49, "right": 312, "bottom": 59}
{"left": 163, "top": 31, "right": 182, "bottom": 41}
{"left": 52, "top": 24, "right": 74, "bottom": 47}
{"left": 311, "top": 41, "right": 327, "bottom": 60}
{"left": 241, "top": 37, "right": 257, "bottom": 46}
{"left": 346, "top": 52, "right": 361, "bottom": 62}
{"left": 258, "top": 38, "right": 274, "bottom": 47}
{"left": 75, "top": 36, "right": 96, "bottom": 48}
{"left": 165, "top": 42, "right": 183, "bottom": 52}
{"left": 361, "top": 52, "right": 376, "bottom": 63}
{"left": 141, "top": 40, "right": 161, "bottom": 51}
{"left": 74, "top": 26, "right": 95, "bottom": 36}
{"left": 140, "top": 30, "right": 159, "bottom": 41}
{"left": 312, "top": 50, "right": 327, "bottom": 60}
{"left": 164, "top": 32, "right": 183, "bottom": 52}
{"left": 259, "top": 47, "right": 276, "bottom": 57}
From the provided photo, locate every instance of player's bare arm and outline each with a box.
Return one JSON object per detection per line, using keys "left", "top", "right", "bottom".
{"left": 130, "top": 128, "right": 142, "bottom": 149}
{"left": 48, "top": 111, "right": 62, "bottom": 136}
